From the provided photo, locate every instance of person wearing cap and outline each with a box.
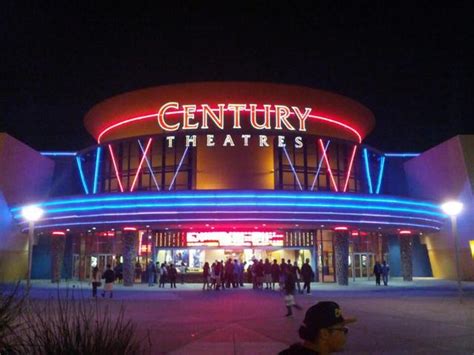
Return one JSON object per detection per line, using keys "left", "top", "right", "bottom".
{"left": 279, "top": 301, "right": 356, "bottom": 354}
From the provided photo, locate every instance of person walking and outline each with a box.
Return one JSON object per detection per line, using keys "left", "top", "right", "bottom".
{"left": 202, "top": 262, "right": 210, "bottom": 290}
{"left": 292, "top": 261, "right": 302, "bottom": 294}
{"left": 101, "top": 264, "right": 115, "bottom": 298}
{"left": 381, "top": 260, "right": 390, "bottom": 286}
{"left": 373, "top": 260, "right": 382, "bottom": 286}
{"left": 283, "top": 268, "right": 302, "bottom": 317}
{"left": 301, "top": 258, "right": 314, "bottom": 294}
{"left": 91, "top": 266, "right": 101, "bottom": 298}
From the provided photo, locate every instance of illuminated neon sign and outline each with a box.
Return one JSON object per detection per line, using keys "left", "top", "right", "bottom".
{"left": 186, "top": 231, "right": 284, "bottom": 247}
{"left": 97, "top": 104, "right": 363, "bottom": 144}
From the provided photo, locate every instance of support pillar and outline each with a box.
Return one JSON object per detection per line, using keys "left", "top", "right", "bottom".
{"left": 78, "top": 233, "right": 86, "bottom": 280}
{"left": 51, "top": 232, "right": 66, "bottom": 283}
{"left": 122, "top": 228, "right": 137, "bottom": 287}
{"left": 334, "top": 229, "right": 349, "bottom": 285}
{"left": 312, "top": 230, "right": 319, "bottom": 282}
{"left": 400, "top": 234, "right": 413, "bottom": 281}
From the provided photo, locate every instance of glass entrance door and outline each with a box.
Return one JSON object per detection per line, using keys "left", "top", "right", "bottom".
{"left": 350, "top": 253, "right": 375, "bottom": 280}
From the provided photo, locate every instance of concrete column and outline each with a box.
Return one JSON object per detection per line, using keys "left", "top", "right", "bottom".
{"left": 51, "top": 232, "right": 66, "bottom": 283}
{"left": 400, "top": 235, "right": 413, "bottom": 281}
{"left": 334, "top": 230, "right": 349, "bottom": 285}
{"left": 62, "top": 233, "right": 74, "bottom": 280}
{"left": 78, "top": 234, "right": 86, "bottom": 280}
{"left": 312, "top": 230, "right": 319, "bottom": 282}
{"left": 122, "top": 229, "right": 137, "bottom": 287}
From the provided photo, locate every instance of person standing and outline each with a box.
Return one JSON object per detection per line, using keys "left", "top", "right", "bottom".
{"left": 233, "top": 259, "right": 240, "bottom": 288}
{"left": 147, "top": 261, "right": 156, "bottom": 287}
{"left": 271, "top": 259, "right": 280, "bottom": 290}
{"left": 179, "top": 261, "right": 187, "bottom": 284}
{"left": 264, "top": 258, "right": 272, "bottom": 290}
{"left": 301, "top": 258, "right": 314, "bottom": 294}
{"left": 239, "top": 261, "right": 246, "bottom": 286}
{"left": 279, "top": 301, "right": 356, "bottom": 354}
{"left": 135, "top": 261, "right": 142, "bottom": 283}
{"left": 114, "top": 261, "right": 123, "bottom": 284}
{"left": 101, "top": 264, "right": 115, "bottom": 298}
{"left": 159, "top": 263, "right": 167, "bottom": 288}
{"left": 91, "top": 266, "right": 101, "bottom": 298}
{"left": 202, "top": 262, "right": 210, "bottom": 290}
{"left": 381, "top": 260, "right": 390, "bottom": 286}
{"left": 373, "top": 260, "right": 382, "bottom": 286}
{"left": 279, "top": 259, "right": 288, "bottom": 290}
{"left": 169, "top": 263, "right": 177, "bottom": 288}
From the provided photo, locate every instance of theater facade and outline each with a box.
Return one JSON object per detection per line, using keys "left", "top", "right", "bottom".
{"left": 1, "top": 82, "right": 473, "bottom": 284}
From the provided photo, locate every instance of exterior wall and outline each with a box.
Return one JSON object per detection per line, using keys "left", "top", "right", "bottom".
{"left": 0, "top": 133, "right": 55, "bottom": 282}
{"left": 48, "top": 156, "right": 84, "bottom": 197}
{"left": 0, "top": 192, "right": 28, "bottom": 282}
{"left": 404, "top": 135, "right": 474, "bottom": 280}
{"left": 196, "top": 134, "right": 275, "bottom": 189}
{"left": 0, "top": 133, "right": 54, "bottom": 205}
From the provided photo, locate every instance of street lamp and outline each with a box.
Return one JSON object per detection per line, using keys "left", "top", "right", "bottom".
{"left": 21, "top": 205, "right": 44, "bottom": 288}
{"left": 441, "top": 200, "right": 463, "bottom": 302}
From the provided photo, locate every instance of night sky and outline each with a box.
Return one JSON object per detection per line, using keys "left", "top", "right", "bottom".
{"left": 1, "top": 3, "right": 472, "bottom": 152}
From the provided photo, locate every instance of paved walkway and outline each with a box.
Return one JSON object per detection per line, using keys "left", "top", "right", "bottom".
{"left": 13, "top": 278, "right": 474, "bottom": 354}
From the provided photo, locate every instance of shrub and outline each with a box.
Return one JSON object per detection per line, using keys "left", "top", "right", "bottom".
{"left": 0, "top": 282, "right": 27, "bottom": 354}
{"left": 18, "top": 293, "right": 149, "bottom": 355}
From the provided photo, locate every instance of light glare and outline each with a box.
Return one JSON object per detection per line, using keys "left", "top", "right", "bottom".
{"left": 21, "top": 205, "right": 44, "bottom": 222}
{"left": 441, "top": 201, "right": 463, "bottom": 216}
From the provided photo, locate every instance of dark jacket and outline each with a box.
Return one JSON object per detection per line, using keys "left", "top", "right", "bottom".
{"left": 284, "top": 272, "right": 296, "bottom": 294}
{"left": 102, "top": 269, "right": 115, "bottom": 284}
{"left": 279, "top": 343, "right": 320, "bottom": 354}
{"left": 301, "top": 263, "right": 313, "bottom": 281}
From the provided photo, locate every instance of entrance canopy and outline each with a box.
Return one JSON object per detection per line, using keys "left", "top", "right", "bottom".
{"left": 11, "top": 190, "right": 445, "bottom": 233}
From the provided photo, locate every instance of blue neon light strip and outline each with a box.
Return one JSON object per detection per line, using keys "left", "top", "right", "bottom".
{"left": 310, "top": 140, "right": 330, "bottom": 191}
{"left": 138, "top": 139, "right": 160, "bottom": 191}
{"left": 375, "top": 156, "right": 386, "bottom": 194}
{"left": 15, "top": 201, "right": 444, "bottom": 217}
{"left": 25, "top": 218, "right": 441, "bottom": 231}
{"left": 385, "top": 153, "right": 420, "bottom": 157}
{"left": 41, "top": 152, "right": 77, "bottom": 156}
{"left": 283, "top": 146, "right": 303, "bottom": 191}
{"left": 169, "top": 146, "right": 189, "bottom": 191}
{"left": 75, "top": 156, "right": 89, "bottom": 195}
{"left": 10, "top": 192, "right": 442, "bottom": 211}
{"left": 363, "top": 148, "right": 373, "bottom": 194}
{"left": 18, "top": 210, "right": 442, "bottom": 225}
{"left": 92, "top": 147, "right": 102, "bottom": 194}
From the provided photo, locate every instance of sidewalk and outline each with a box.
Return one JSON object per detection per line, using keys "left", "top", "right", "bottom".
{"left": 25, "top": 277, "right": 474, "bottom": 293}
{"left": 7, "top": 278, "right": 474, "bottom": 354}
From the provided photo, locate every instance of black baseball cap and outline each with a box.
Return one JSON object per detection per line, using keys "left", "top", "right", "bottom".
{"left": 303, "top": 301, "right": 356, "bottom": 329}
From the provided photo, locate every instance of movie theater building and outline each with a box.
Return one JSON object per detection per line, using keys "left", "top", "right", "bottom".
{"left": 1, "top": 82, "right": 473, "bottom": 284}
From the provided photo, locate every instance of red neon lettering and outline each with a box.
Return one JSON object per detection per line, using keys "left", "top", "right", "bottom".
{"left": 274, "top": 105, "right": 295, "bottom": 130}
{"left": 157, "top": 102, "right": 180, "bottom": 131}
